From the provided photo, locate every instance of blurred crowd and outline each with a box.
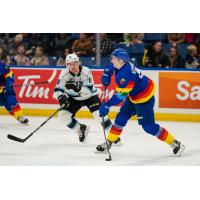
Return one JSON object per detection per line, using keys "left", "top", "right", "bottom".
{"left": 0, "top": 33, "right": 200, "bottom": 69}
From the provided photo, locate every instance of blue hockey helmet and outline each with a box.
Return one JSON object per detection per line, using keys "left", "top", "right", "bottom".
{"left": 111, "top": 48, "right": 129, "bottom": 62}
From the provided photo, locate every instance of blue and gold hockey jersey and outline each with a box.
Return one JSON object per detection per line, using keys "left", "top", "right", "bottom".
{"left": 107, "top": 61, "right": 156, "bottom": 106}
{"left": 0, "top": 61, "right": 14, "bottom": 93}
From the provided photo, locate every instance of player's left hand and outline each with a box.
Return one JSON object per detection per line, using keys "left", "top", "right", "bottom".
{"left": 65, "top": 81, "right": 81, "bottom": 92}
{"left": 99, "top": 102, "right": 110, "bottom": 117}
{"left": 101, "top": 69, "right": 111, "bottom": 86}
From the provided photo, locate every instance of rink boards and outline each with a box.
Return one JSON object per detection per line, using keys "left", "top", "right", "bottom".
{"left": 0, "top": 66, "right": 199, "bottom": 122}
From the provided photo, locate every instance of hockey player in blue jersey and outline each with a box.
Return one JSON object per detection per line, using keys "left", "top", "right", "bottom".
{"left": 0, "top": 45, "right": 28, "bottom": 124}
{"left": 96, "top": 48, "right": 185, "bottom": 156}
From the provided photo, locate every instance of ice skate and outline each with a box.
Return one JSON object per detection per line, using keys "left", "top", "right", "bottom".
{"left": 17, "top": 116, "right": 29, "bottom": 125}
{"left": 171, "top": 139, "right": 185, "bottom": 156}
{"left": 77, "top": 124, "right": 89, "bottom": 143}
{"left": 113, "top": 137, "right": 122, "bottom": 146}
{"left": 96, "top": 140, "right": 112, "bottom": 152}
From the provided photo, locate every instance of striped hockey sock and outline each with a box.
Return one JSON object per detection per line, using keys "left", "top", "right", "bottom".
{"left": 107, "top": 123, "right": 123, "bottom": 142}
{"left": 9, "top": 105, "right": 23, "bottom": 119}
{"left": 157, "top": 127, "right": 175, "bottom": 145}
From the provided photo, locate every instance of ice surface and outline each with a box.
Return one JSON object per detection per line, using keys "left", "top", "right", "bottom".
{"left": 0, "top": 115, "right": 200, "bottom": 166}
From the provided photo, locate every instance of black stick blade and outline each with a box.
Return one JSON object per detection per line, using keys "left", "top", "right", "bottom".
{"left": 105, "top": 155, "right": 112, "bottom": 161}
{"left": 7, "top": 134, "right": 25, "bottom": 143}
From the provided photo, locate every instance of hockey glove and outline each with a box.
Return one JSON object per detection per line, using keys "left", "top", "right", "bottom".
{"left": 101, "top": 69, "right": 112, "bottom": 86}
{"left": 65, "top": 81, "right": 81, "bottom": 92}
{"left": 58, "top": 94, "right": 69, "bottom": 109}
{"left": 99, "top": 102, "right": 110, "bottom": 117}
{"left": 4, "top": 81, "right": 14, "bottom": 95}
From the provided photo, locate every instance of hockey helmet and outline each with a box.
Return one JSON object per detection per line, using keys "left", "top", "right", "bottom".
{"left": 65, "top": 53, "right": 79, "bottom": 64}
{"left": 111, "top": 48, "right": 129, "bottom": 62}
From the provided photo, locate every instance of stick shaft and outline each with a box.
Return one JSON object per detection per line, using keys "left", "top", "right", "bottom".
{"left": 13, "top": 81, "right": 49, "bottom": 88}
{"left": 7, "top": 107, "right": 62, "bottom": 143}
{"left": 102, "top": 86, "right": 112, "bottom": 160}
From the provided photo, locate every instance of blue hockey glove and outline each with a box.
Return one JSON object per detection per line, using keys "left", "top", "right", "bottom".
{"left": 99, "top": 102, "right": 110, "bottom": 117}
{"left": 101, "top": 69, "right": 112, "bottom": 86}
{"left": 4, "top": 81, "right": 13, "bottom": 93}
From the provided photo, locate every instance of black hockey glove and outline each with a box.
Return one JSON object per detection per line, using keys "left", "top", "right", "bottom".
{"left": 65, "top": 81, "right": 81, "bottom": 92}
{"left": 58, "top": 94, "right": 69, "bottom": 109}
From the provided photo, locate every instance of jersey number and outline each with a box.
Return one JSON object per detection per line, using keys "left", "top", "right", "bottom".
{"left": 131, "top": 65, "right": 143, "bottom": 79}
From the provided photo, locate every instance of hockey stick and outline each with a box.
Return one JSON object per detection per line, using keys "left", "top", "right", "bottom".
{"left": 5, "top": 69, "right": 57, "bottom": 88}
{"left": 102, "top": 86, "right": 112, "bottom": 161}
{"left": 12, "top": 81, "right": 49, "bottom": 88}
{"left": 1, "top": 81, "right": 49, "bottom": 90}
{"left": 7, "top": 106, "right": 63, "bottom": 143}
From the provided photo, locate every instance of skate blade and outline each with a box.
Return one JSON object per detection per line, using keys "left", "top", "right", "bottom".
{"left": 176, "top": 145, "right": 185, "bottom": 157}
{"left": 19, "top": 122, "right": 29, "bottom": 126}
{"left": 113, "top": 141, "right": 122, "bottom": 146}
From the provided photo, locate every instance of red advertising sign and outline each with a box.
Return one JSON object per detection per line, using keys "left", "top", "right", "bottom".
{"left": 12, "top": 68, "right": 116, "bottom": 105}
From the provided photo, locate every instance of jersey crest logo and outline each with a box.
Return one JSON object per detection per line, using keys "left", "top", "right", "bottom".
{"left": 120, "top": 78, "right": 126, "bottom": 85}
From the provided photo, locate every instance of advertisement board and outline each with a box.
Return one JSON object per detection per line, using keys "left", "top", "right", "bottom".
{"left": 0, "top": 67, "right": 199, "bottom": 121}
{"left": 159, "top": 72, "right": 200, "bottom": 109}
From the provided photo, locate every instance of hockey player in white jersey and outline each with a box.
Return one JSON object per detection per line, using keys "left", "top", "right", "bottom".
{"left": 54, "top": 53, "right": 113, "bottom": 143}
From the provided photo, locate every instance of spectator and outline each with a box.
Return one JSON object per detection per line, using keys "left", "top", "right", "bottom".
{"left": 30, "top": 46, "right": 49, "bottom": 66}
{"left": 28, "top": 33, "right": 43, "bottom": 47}
{"left": 197, "top": 43, "right": 200, "bottom": 57}
{"left": 7, "top": 34, "right": 24, "bottom": 56}
{"left": 163, "top": 46, "right": 184, "bottom": 68}
{"left": 25, "top": 34, "right": 41, "bottom": 56}
{"left": 56, "top": 48, "right": 70, "bottom": 66}
{"left": 72, "top": 33, "right": 92, "bottom": 56}
{"left": 25, "top": 33, "right": 54, "bottom": 56}
{"left": 142, "top": 41, "right": 166, "bottom": 67}
{"left": 21, "top": 33, "right": 31, "bottom": 47}
{"left": 107, "top": 33, "right": 124, "bottom": 43}
{"left": 0, "top": 36, "right": 5, "bottom": 46}
{"left": 123, "top": 33, "right": 144, "bottom": 44}
{"left": 0, "top": 45, "right": 11, "bottom": 65}
{"left": 87, "top": 33, "right": 95, "bottom": 43}
{"left": 185, "top": 33, "right": 197, "bottom": 44}
{"left": 3, "top": 33, "right": 12, "bottom": 45}
{"left": 92, "top": 33, "right": 113, "bottom": 56}
{"left": 54, "top": 33, "right": 71, "bottom": 57}
{"left": 185, "top": 44, "right": 200, "bottom": 69}
{"left": 167, "top": 33, "right": 185, "bottom": 46}
{"left": 13, "top": 45, "right": 30, "bottom": 66}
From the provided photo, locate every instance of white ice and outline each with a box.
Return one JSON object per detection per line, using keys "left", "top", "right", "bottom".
{"left": 0, "top": 115, "right": 200, "bottom": 166}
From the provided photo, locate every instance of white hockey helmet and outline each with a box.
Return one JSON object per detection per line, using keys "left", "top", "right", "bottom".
{"left": 65, "top": 53, "right": 79, "bottom": 64}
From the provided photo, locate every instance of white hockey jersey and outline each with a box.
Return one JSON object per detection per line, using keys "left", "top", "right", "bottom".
{"left": 54, "top": 66, "right": 98, "bottom": 101}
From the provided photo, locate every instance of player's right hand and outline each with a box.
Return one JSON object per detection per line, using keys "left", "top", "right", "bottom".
{"left": 99, "top": 102, "right": 110, "bottom": 117}
{"left": 58, "top": 95, "right": 69, "bottom": 109}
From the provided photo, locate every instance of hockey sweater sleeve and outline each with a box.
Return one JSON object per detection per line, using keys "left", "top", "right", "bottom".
{"left": 53, "top": 69, "right": 67, "bottom": 99}
{"left": 107, "top": 78, "right": 135, "bottom": 106}
{"left": 4, "top": 65, "right": 14, "bottom": 86}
